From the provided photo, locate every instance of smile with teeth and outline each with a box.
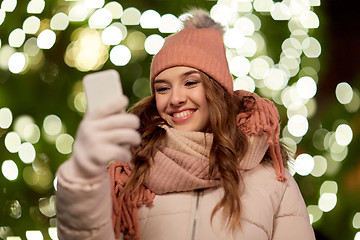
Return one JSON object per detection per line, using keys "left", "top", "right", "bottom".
{"left": 172, "top": 110, "right": 194, "bottom": 118}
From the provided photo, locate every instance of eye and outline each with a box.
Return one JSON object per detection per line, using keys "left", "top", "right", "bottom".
{"left": 155, "top": 86, "right": 170, "bottom": 93}
{"left": 185, "top": 80, "right": 200, "bottom": 87}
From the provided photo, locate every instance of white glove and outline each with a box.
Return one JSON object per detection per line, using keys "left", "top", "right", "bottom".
{"left": 71, "top": 95, "right": 141, "bottom": 178}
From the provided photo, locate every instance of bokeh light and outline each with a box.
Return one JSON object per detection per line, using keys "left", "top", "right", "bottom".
{"left": 353, "top": 213, "right": 360, "bottom": 229}
{"left": 335, "top": 124, "right": 353, "bottom": 146}
{"left": 2, "top": 0, "right": 17, "bottom": 12}
{"left": 294, "top": 153, "right": 314, "bottom": 176}
{"left": 144, "top": 34, "right": 164, "bottom": 55}
{"left": 48, "top": 227, "right": 58, "bottom": 240}
{"left": 8, "top": 28, "right": 26, "bottom": 48}
{"left": 229, "top": 56, "right": 250, "bottom": 77}
{"left": 43, "top": 115, "right": 62, "bottom": 136}
{"left": 234, "top": 76, "right": 255, "bottom": 92}
{"left": 224, "top": 28, "right": 245, "bottom": 49}
{"left": 26, "top": 230, "right": 43, "bottom": 240}
{"left": 264, "top": 67, "right": 289, "bottom": 90}
{"left": 287, "top": 114, "right": 309, "bottom": 137}
{"left": 5, "top": 131, "right": 21, "bottom": 153}
{"left": 89, "top": 8, "right": 112, "bottom": 29}
{"left": 104, "top": 1, "right": 123, "bottom": 19}
{"left": 64, "top": 28, "right": 109, "bottom": 71}
{"left": 159, "top": 14, "right": 179, "bottom": 33}
{"left": 18, "top": 142, "right": 36, "bottom": 164}
{"left": 121, "top": 7, "right": 141, "bottom": 25}
{"left": 307, "top": 205, "right": 323, "bottom": 224}
{"left": 302, "top": 37, "right": 321, "bottom": 58}
{"left": 296, "top": 76, "right": 317, "bottom": 99}
{"left": 101, "top": 25, "right": 122, "bottom": 45}
{"left": 27, "top": 0, "right": 45, "bottom": 14}
{"left": 0, "top": 9, "right": 5, "bottom": 25}
{"left": 37, "top": 29, "right": 56, "bottom": 49}
{"left": 109, "top": 45, "right": 131, "bottom": 66}
{"left": 8, "top": 52, "right": 26, "bottom": 74}
{"left": 270, "top": 3, "right": 291, "bottom": 20}
{"left": 0, "top": 107, "right": 13, "bottom": 128}
{"left": 300, "top": 10, "right": 319, "bottom": 29}
{"left": 336, "top": 82, "right": 353, "bottom": 104}
{"left": 68, "top": 4, "right": 88, "bottom": 22}
{"left": 250, "top": 56, "right": 272, "bottom": 80}
{"left": 253, "top": 0, "right": 273, "bottom": 12}
{"left": 23, "top": 16, "right": 41, "bottom": 34}
{"left": 311, "top": 155, "right": 327, "bottom": 177}
{"left": 235, "top": 17, "right": 255, "bottom": 36}
{"left": 319, "top": 193, "right": 337, "bottom": 212}
{"left": 50, "top": 13, "right": 69, "bottom": 31}
{"left": 140, "top": 10, "right": 161, "bottom": 29}
{"left": 23, "top": 123, "right": 41, "bottom": 144}
{"left": 1, "top": 160, "right": 18, "bottom": 180}
{"left": 55, "top": 134, "right": 74, "bottom": 154}
{"left": 356, "top": 232, "right": 360, "bottom": 240}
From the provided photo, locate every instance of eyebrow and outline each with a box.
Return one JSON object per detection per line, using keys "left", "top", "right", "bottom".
{"left": 153, "top": 70, "right": 201, "bottom": 84}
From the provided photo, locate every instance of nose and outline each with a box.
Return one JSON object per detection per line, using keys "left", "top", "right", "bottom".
{"left": 170, "top": 87, "right": 186, "bottom": 106}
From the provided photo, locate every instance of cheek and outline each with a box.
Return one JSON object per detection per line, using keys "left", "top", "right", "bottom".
{"left": 155, "top": 95, "right": 166, "bottom": 115}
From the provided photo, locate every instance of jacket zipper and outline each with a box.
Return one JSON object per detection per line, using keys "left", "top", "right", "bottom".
{"left": 191, "top": 190, "right": 201, "bottom": 240}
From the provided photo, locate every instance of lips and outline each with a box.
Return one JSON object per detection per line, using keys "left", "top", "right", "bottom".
{"left": 172, "top": 110, "right": 193, "bottom": 118}
{"left": 169, "top": 109, "right": 195, "bottom": 122}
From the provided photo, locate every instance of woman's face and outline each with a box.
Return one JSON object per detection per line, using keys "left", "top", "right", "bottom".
{"left": 154, "top": 66, "right": 210, "bottom": 132}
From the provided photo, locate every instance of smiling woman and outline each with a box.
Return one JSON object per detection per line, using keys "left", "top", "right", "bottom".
{"left": 55, "top": 9, "right": 316, "bottom": 240}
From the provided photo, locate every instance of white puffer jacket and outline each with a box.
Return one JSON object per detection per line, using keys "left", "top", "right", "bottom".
{"left": 131, "top": 164, "right": 314, "bottom": 240}
{"left": 56, "top": 160, "right": 315, "bottom": 240}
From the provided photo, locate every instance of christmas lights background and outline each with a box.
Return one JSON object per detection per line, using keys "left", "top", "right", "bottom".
{"left": 0, "top": 0, "right": 359, "bottom": 239}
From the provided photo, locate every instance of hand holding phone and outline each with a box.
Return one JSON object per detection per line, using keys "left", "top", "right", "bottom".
{"left": 83, "top": 69, "right": 124, "bottom": 113}
{"left": 72, "top": 70, "right": 140, "bottom": 177}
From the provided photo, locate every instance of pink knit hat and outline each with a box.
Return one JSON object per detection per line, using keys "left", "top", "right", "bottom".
{"left": 150, "top": 13, "right": 233, "bottom": 93}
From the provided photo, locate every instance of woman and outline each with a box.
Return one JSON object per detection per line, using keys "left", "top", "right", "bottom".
{"left": 55, "top": 9, "right": 315, "bottom": 240}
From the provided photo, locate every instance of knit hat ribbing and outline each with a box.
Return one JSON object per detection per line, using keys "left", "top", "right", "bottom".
{"left": 150, "top": 14, "right": 233, "bottom": 93}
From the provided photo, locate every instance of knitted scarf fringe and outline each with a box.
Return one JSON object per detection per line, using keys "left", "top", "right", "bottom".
{"left": 107, "top": 162, "right": 155, "bottom": 240}
{"left": 234, "top": 90, "right": 286, "bottom": 182}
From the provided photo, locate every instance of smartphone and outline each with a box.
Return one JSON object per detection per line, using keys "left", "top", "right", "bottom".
{"left": 83, "top": 69, "right": 124, "bottom": 113}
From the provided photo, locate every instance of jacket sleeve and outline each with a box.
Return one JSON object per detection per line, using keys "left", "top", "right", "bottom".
{"left": 55, "top": 158, "right": 117, "bottom": 240}
{"left": 272, "top": 174, "right": 316, "bottom": 240}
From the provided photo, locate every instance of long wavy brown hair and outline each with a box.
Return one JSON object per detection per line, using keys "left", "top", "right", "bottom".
{"left": 126, "top": 71, "right": 287, "bottom": 231}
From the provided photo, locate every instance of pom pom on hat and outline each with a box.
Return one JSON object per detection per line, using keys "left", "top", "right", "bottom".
{"left": 150, "top": 9, "right": 233, "bottom": 93}
{"left": 181, "top": 9, "right": 225, "bottom": 35}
